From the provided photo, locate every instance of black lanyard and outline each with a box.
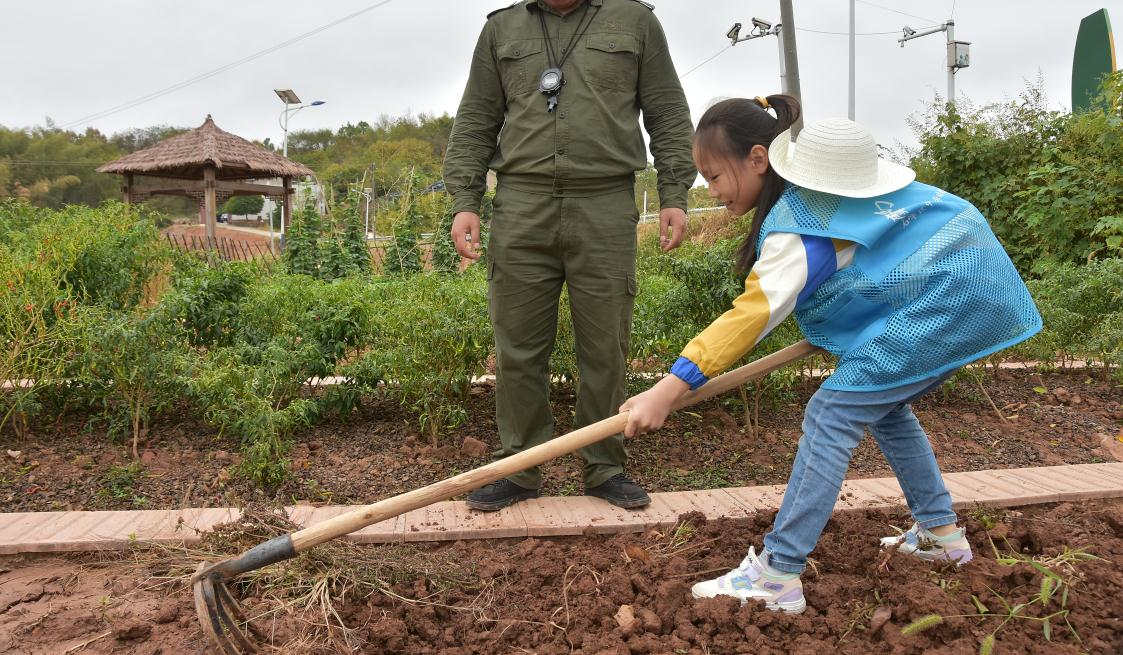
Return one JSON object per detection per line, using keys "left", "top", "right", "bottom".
{"left": 536, "top": 2, "right": 599, "bottom": 112}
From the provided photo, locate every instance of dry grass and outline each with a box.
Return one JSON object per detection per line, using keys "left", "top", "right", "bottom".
{"left": 110, "top": 503, "right": 481, "bottom": 653}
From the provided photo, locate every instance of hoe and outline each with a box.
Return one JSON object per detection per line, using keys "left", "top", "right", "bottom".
{"left": 193, "top": 340, "right": 821, "bottom": 653}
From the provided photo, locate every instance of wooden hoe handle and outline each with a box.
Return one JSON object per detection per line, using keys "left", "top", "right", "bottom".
{"left": 290, "top": 340, "right": 823, "bottom": 552}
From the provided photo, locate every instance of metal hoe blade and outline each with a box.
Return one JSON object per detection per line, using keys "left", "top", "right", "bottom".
{"left": 193, "top": 562, "right": 261, "bottom": 654}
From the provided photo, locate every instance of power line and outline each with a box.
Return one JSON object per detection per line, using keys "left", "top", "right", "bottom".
{"left": 797, "top": 26, "right": 938, "bottom": 36}
{"left": 58, "top": 0, "right": 397, "bottom": 130}
{"left": 679, "top": 23, "right": 929, "bottom": 79}
{"left": 855, "top": 0, "right": 938, "bottom": 24}
{"left": 679, "top": 45, "right": 733, "bottom": 78}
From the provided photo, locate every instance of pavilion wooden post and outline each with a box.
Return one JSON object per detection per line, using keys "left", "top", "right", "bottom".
{"left": 122, "top": 173, "right": 133, "bottom": 204}
{"left": 203, "top": 165, "right": 217, "bottom": 242}
{"left": 282, "top": 175, "right": 292, "bottom": 249}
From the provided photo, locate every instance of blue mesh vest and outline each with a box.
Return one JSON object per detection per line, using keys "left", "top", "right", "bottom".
{"left": 759, "top": 181, "right": 1042, "bottom": 391}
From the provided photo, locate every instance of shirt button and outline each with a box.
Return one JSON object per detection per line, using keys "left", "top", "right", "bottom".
{"left": 513, "top": 49, "right": 521, "bottom": 56}
{"left": 609, "top": 42, "right": 616, "bottom": 49}
{"left": 559, "top": 112, "right": 567, "bottom": 119}
{"left": 561, "top": 47, "right": 567, "bottom": 54}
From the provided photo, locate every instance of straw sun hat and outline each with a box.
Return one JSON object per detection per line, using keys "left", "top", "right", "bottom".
{"left": 767, "top": 118, "right": 915, "bottom": 198}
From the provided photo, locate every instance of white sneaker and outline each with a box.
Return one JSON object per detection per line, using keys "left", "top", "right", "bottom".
{"left": 880, "top": 522, "right": 973, "bottom": 564}
{"left": 690, "top": 547, "right": 806, "bottom": 614}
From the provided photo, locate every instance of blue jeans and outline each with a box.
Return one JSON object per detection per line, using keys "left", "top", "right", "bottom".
{"left": 763, "top": 373, "right": 958, "bottom": 574}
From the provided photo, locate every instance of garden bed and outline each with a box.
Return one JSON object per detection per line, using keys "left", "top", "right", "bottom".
{"left": 2, "top": 367, "right": 1120, "bottom": 513}
{"left": 1, "top": 497, "right": 1121, "bottom": 654}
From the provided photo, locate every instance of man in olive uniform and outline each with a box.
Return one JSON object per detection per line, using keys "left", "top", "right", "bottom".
{"left": 443, "top": 0, "right": 695, "bottom": 510}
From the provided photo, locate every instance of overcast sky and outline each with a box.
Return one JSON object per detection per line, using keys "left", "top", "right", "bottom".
{"left": 2, "top": 1, "right": 1116, "bottom": 168}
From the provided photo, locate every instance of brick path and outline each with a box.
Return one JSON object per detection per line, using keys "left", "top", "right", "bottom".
{"left": 2, "top": 463, "right": 1121, "bottom": 555}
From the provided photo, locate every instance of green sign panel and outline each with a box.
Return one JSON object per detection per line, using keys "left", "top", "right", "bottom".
{"left": 1072, "top": 9, "right": 1116, "bottom": 111}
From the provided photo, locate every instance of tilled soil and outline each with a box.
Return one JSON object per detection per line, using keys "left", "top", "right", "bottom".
{"left": 2, "top": 499, "right": 1122, "bottom": 654}
{"left": 2, "top": 368, "right": 1120, "bottom": 513}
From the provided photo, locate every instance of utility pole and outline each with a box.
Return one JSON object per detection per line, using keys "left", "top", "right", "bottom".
{"left": 778, "top": 0, "right": 804, "bottom": 136}
{"left": 848, "top": 0, "right": 856, "bottom": 120}
{"left": 725, "top": 2, "right": 803, "bottom": 135}
{"left": 898, "top": 20, "right": 971, "bottom": 106}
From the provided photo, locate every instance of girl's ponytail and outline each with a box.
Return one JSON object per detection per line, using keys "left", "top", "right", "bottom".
{"left": 694, "top": 94, "right": 801, "bottom": 273}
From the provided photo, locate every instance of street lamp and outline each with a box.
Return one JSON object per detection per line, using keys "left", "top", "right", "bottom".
{"left": 273, "top": 89, "right": 324, "bottom": 243}
{"left": 360, "top": 187, "right": 375, "bottom": 240}
{"left": 274, "top": 89, "right": 325, "bottom": 158}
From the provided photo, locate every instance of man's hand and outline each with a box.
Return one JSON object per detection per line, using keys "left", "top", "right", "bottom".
{"left": 659, "top": 207, "right": 687, "bottom": 252}
{"left": 619, "top": 374, "right": 690, "bottom": 437}
{"left": 452, "top": 211, "right": 481, "bottom": 261}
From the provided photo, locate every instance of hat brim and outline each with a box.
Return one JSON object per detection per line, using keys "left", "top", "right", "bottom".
{"left": 767, "top": 128, "right": 916, "bottom": 199}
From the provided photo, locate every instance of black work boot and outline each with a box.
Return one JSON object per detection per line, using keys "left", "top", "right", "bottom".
{"left": 586, "top": 474, "right": 651, "bottom": 509}
{"left": 466, "top": 479, "right": 540, "bottom": 511}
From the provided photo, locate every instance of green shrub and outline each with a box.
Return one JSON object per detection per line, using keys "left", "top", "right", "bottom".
{"left": 0, "top": 200, "right": 169, "bottom": 436}
{"left": 282, "top": 194, "right": 325, "bottom": 277}
{"left": 184, "top": 345, "right": 318, "bottom": 487}
{"left": 430, "top": 200, "right": 460, "bottom": 274}
{"left": 908, "top": 74, "right": 1123, "bottom": 270}
{"left": 160, "top": 259, "right": 259, "bottom": 347}
{"left": 354, "top": 269, "right": 492, "bottom": 444}
{"left": 1011, "top": 257, "right": 1123, "bottom": 378}
{"left": 63, "top": 305, "right": 186, "bottom": 457}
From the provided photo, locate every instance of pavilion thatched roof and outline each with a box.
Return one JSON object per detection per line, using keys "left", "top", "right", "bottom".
{"left": 97, "top": 115, "right": 314, "bottom": 180}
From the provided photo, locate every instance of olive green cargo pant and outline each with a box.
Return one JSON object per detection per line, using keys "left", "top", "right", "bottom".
{"left": 487, "top": 183, "right": 638, "bottom": 489}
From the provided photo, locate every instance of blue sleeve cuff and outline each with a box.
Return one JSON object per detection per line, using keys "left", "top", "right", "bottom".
{"left": 670, "top": 356, "right": 708, "bottom": 391}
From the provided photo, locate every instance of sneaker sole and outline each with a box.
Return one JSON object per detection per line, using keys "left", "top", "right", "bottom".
{"left": 465, "top": 489, "right": 539, "bottom": 512}
{"left": 586, "top": 492, "right": 651, "bottom": 509}
{"left": 881, "top": 540, "right": 974, "bottom": 566}
{"left": 766, "top": 598, "right": 807, "bottom": 614}
{"left": 691, "top": 590, "right": 806, "bottom": 614}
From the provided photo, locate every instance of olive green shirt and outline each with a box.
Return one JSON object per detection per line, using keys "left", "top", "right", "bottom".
{"left": 443, "top": 0, "right": 696, "bottom": 214}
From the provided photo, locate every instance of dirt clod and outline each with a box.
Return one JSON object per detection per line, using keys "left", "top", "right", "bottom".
{"left": 461, "top": 436, "right": 489, "bottom": 458}
{"left": 112, "top": 619, "right": 152, "bottom": 641}
{"left": 869, "top": 605, "right": 892, "bottom": 634}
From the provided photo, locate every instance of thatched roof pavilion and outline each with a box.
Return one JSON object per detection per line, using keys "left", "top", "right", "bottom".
{"left": 98, "top": 115, "right": 313, "bottom": 241}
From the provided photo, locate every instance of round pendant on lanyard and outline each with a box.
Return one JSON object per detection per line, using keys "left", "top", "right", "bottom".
{"left": 537, "top": 4, "right": 598, "bottom": 112}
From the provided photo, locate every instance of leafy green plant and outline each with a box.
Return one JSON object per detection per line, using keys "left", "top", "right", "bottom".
{"left": 430, "top": 199, "right": 460, "bottom": 274}
{"left": 99, "top": 461, "right": 146, "bottom": 503}
{"left": 66, "top": 306, "right": 186, "bottom": 459}
{"left": 0, "top": 200, "right": 169, "bottom": 436}
{"left": 355, "top": 270, "right": 491, "bottom": 445}
{"left": 160, "top": 259, "right": 258, "bottom": 347}
{"left": 282, "top": 192, "right": 325, "bottom": 277}
{"left": 906, "top": 74, "right": 1123, "bottom": 270}
{"left": 382, "top": 173, "right": 425, "bottom": 275}
{"left": 224, "top": 194, "right": 264, "bottom": 218}
{"left": 185, "top": 346, "right": 318, "bottom": 487}
{"left": 900, "top": 540, "right": 1103, "bottom": 653}
{"left": 1011, "top": 257, "right": 1123, "bottom": 379}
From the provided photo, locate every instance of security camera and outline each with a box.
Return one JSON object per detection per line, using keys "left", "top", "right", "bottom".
{"left": 751, "top": 17, "right": 772, "bottom": 31}
{"left": 727, "top": 23, "right": 741, "bottom": 41}
{"left": 902, "top": 25, "right": 917, "bottom": 37}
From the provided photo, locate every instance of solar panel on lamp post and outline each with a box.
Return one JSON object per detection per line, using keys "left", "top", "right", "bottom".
{"left": 273, "top": 89, "right": 325, "bottom": 243}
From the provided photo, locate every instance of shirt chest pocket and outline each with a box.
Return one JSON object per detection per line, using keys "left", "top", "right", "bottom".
{"left": 581, "top": 33, "right": 639, "bottom": 91}
{"left": 495, "top": 40, "right": 545, "bottom": 98}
